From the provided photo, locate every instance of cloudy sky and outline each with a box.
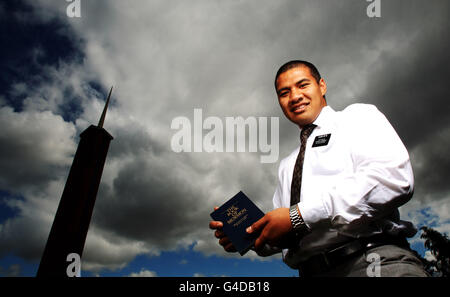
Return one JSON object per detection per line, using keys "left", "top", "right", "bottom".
{"left": 0, "top": 0, "right": 449, "bottom": 277}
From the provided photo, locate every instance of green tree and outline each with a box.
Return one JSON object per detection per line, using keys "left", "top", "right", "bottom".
{"left": 419, "top": 226, "right": 450, "bottom": 277}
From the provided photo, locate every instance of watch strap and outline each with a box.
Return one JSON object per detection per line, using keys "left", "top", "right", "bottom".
{"left": 289, "top": 205, "right": 309, "bottom": 234}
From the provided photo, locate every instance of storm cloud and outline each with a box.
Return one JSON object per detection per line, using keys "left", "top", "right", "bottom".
{"left": 0, "top": 0, "right": 449, "bottom": 273}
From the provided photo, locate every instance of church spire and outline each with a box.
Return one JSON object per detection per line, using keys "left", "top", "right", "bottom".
{"left": 98, "top": 86, "right": 113, "bottom": 128}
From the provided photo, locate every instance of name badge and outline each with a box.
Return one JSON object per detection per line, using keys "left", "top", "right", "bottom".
{"left": 312, "top": 134, "right": 331, "bottom": 147}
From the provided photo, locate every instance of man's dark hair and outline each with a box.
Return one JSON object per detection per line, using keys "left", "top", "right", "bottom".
{"left": 274, "top": 60, "right": 322, "bottom": 89}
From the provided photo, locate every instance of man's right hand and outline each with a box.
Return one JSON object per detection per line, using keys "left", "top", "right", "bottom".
{"left": 209, "top": 206, "right": 237, "bottom": 253}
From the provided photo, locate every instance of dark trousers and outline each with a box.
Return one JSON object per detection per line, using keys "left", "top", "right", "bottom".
{"left": 308, "top": 244, "right": 429, "bottom": 277}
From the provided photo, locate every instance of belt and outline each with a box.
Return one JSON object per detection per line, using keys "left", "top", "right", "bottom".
{"left": 298, "top": 234, "right": 410, "bottom": 277}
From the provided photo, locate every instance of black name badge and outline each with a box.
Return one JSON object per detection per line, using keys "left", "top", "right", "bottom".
{"left": 312, "top": 133, "right": 331, "bottom": 147}
{"left": 210, "top": 191, "right": 265, "bottom": 256}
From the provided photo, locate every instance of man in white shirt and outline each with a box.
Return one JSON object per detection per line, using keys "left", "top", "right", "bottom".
{"left": 210, "top": 60, "right": 428, "bottom": 277}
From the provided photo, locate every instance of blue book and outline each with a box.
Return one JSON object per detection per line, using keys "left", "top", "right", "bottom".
{"left": 210, "top": 191, "right": 265, "bottom": 256}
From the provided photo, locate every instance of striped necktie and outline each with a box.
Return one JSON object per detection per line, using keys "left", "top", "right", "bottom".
{"left": 290, "top": 124, "right": 316, "bottom": 206}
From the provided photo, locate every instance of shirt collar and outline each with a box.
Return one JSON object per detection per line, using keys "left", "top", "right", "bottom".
{"left": 311, "top": 105, "right": 335, "bottom": 129}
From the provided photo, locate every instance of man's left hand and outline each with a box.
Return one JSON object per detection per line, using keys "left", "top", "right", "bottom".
{"left": 246, "top": 207, "right": 294, "bottom": 250}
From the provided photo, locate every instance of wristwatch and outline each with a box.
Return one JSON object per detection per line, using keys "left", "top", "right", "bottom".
{"left": 289, "top": 205, "right": 310, "bottom": 236}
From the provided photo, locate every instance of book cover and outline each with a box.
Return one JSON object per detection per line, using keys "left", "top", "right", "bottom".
{"left": 210, "top": 191, "right": 265, "bottom": 256}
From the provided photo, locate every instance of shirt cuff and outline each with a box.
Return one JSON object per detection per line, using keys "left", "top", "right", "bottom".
{"left": 297, "top": 196, "right": 329, "bottom": 230}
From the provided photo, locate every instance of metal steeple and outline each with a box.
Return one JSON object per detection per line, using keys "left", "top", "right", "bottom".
{"left": 37, "top": 85, "right": 114, "bottom": 277}
{"left": 98, "top": 86, "right": 113, "bottom": 128}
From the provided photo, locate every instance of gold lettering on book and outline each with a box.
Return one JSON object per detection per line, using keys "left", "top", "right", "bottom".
{"left": 226, "top": 205, "right": 248, "bottom": 225}
{"left": 233, "top": 214, "right": 248, "bottom": 227}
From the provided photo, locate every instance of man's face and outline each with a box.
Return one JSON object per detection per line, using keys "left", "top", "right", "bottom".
{"left": 275, "top": 66, "right": 327, "bottom": 128}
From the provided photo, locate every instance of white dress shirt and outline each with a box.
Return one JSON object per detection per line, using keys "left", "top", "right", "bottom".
{"left": 272, "top": 104, "right": 416, "bottom": 268}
